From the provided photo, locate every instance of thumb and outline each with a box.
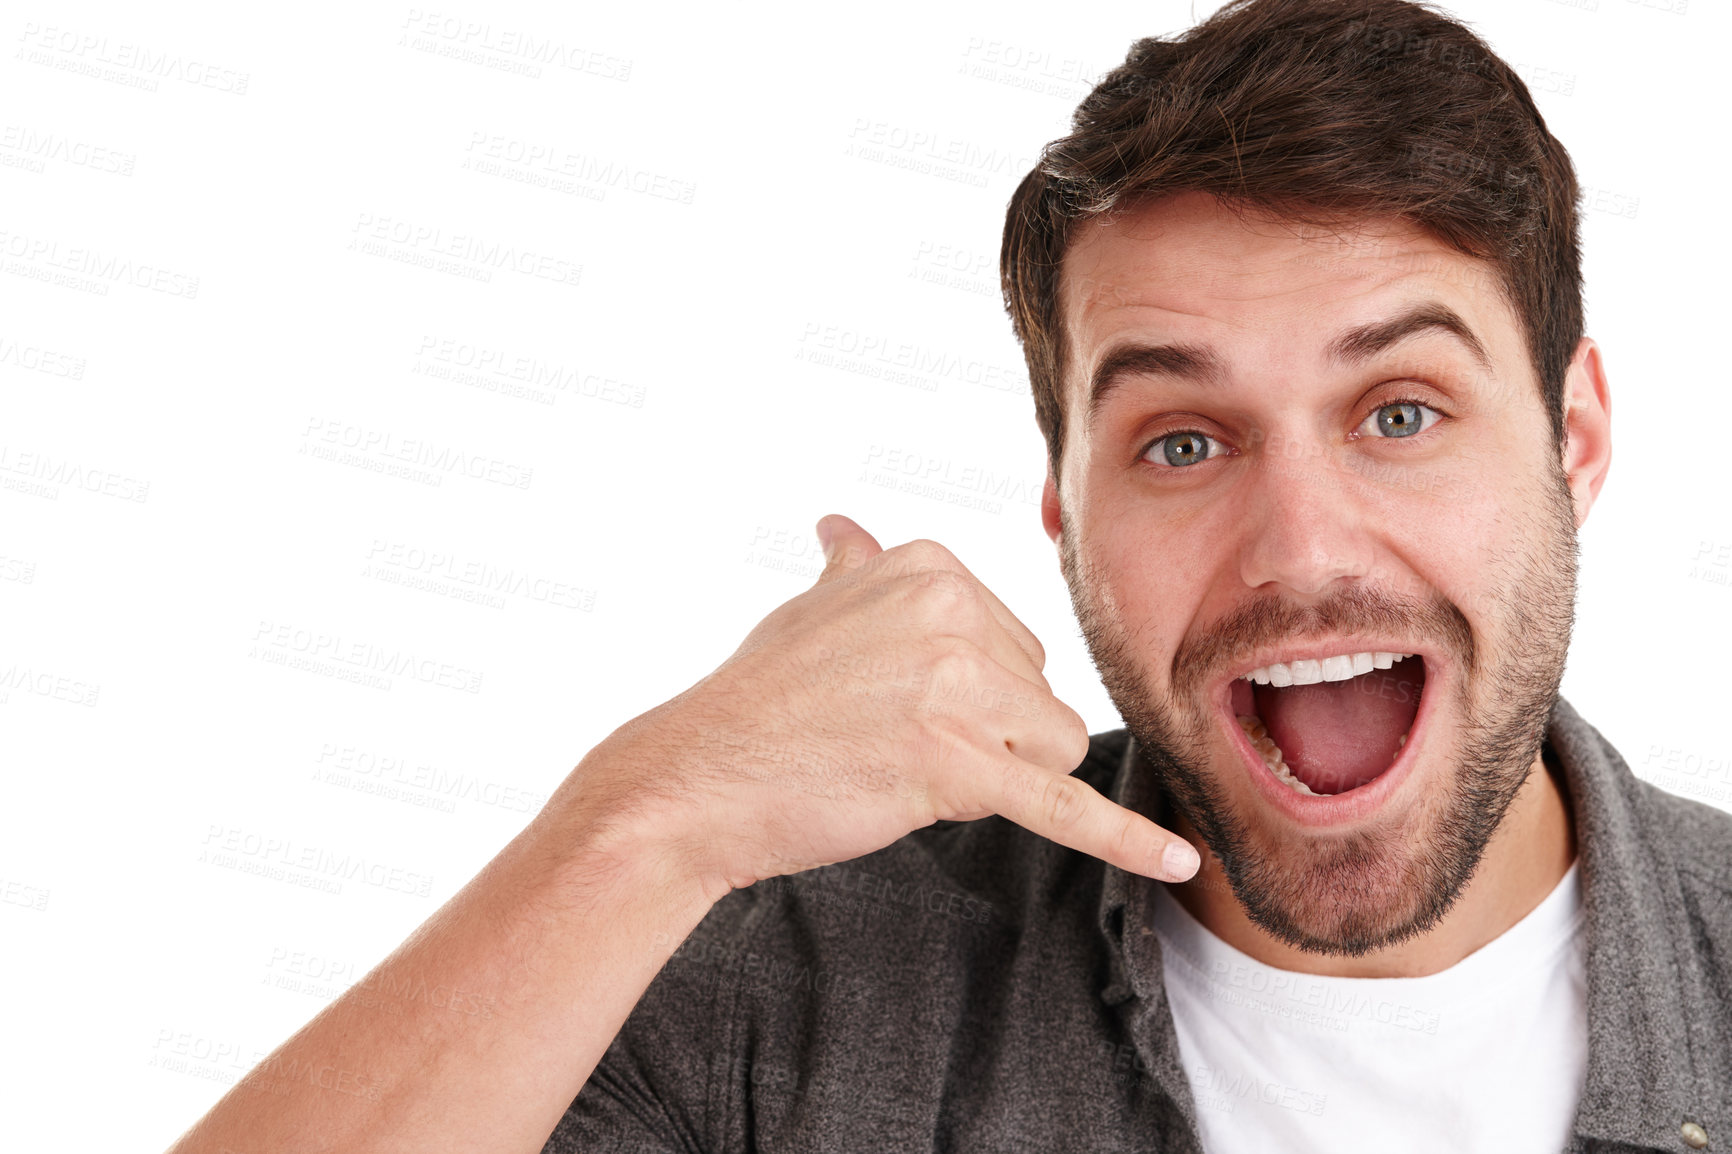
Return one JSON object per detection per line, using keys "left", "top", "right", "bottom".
{"left": 815, "top": 513, "right": 883, "bottom": 584}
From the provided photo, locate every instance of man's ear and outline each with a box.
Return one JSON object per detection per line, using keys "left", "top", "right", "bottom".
{"left": 1042, "top": 469, "right": 1063, "bottom": 545}
{"left": 1560, "top": 336, "right": 1613, "bottom": 528}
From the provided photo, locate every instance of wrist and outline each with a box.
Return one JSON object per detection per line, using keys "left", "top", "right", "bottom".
{"left": 533, "top": 731, "right": 728, "bottom": 920}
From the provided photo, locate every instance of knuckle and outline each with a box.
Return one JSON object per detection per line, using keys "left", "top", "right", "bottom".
{"left": 879, "top": 538, "right": 950, "bottom": 580}
{"left": 903, "top": 537, "right": 958, "bottom": 567}
{"left": 1062, "top": 713, "right": 1093, "bottom": 767}
{"left": 895, "top": 545, "right": 970, "bottom": 588}
{"left": 924, "top": 642, "right": 981, "bottom": 694}
{"left": 1039, "top": 773, "right": 1092, "bottom": 833}
{"left": 906, "top": 573, "right": 982, "bottom": 629}
{"left": 913, "top": 565, "right": 974, "bottom": 600}
{"left": 1106, "top": 808, "right": 1143, "bottom": 866}
{"left": 923, "top": 720, "right": 973, "bottom": 779}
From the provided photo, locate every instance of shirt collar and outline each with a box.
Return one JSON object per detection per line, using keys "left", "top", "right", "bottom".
{"left": 1093, "top": 693, "right": 1709, "bottom": 1152}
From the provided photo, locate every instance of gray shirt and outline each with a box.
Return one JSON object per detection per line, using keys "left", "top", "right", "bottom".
{"left": 544, "top": 696, "right": 1732, "bottom": 1152}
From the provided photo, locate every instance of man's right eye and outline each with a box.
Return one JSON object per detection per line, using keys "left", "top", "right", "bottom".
{"left": 1142, "top": 430, "right": 1225, "bottom": 468}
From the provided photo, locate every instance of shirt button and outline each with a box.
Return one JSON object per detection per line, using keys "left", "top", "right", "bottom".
{"left": 1681, "top": 1121, "right": 1709, "bottom": 1149}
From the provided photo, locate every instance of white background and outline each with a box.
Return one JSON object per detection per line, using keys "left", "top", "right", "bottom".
{"left": 0, "top": 0, "right": 1725, "bottom": 1148}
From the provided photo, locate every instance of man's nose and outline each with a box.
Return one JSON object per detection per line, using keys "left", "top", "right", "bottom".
{"left": 1235, "top": 432, "right": 1376, "bottom": 597}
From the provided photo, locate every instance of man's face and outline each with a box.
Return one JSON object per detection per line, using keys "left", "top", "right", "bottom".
{"left": 1045, "top": 191, "right": 1582, "bottom": 956}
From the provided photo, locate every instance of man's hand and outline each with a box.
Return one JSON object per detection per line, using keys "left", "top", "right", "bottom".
{"left": 568, "top": 513, "right": 1201, "bottom": 902}
{"left": 162, "top": 513, "right": 1202, "bottom": 1154}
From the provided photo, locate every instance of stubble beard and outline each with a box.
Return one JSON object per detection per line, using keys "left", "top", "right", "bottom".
{"left": 1055, "top": 464, "right": 1579, "bottom": 956}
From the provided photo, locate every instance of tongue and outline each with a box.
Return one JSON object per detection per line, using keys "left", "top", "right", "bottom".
{"left": 1253, "top": 659, "right": 1424, "bottom": 795}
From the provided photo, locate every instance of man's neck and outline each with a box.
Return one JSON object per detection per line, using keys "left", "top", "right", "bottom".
{"left": 1162, "top": 744, "right": 1578, "bottom": 978}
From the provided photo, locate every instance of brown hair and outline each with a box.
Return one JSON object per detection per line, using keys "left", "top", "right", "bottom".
{"left": 1001, "top": 0, "right": 1583, "bottom": 486}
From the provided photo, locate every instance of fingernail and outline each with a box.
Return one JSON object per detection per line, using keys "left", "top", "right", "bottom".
{"left": 816, "top": 516, "right": 834, "bottom": 557}
{"left": 1162, "top": 841, "right": 1199, "bottom": 880}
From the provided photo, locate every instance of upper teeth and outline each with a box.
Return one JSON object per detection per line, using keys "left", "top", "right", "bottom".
{"left": 1239, "top": 651, "right": 1415, "bottom": 687}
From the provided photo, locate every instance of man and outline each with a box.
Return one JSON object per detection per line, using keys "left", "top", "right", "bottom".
{"left": 167, "top": 0, "right": 1732, "bottom": 1151}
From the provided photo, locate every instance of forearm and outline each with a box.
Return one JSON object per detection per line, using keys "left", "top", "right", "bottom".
{"left": 164, "top": 777, "right": 718, "bottom": 1154}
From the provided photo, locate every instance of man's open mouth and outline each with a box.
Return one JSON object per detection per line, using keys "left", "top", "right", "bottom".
{"left": 1225, "top": 650, "right": 1427, "bottom": 797}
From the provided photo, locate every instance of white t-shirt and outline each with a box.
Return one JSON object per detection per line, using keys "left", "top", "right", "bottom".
{"left": 1148, "top": 861, "right": 1586, "bottom": 1153}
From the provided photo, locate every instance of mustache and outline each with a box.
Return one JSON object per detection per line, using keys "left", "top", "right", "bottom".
{"left": 1170, "top": 582, "right": 1474, "bottom": 694}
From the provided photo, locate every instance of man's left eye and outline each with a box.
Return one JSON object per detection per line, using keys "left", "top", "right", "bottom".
{"left": 1358, "top": 400, "right": 1443, "bottom": 439}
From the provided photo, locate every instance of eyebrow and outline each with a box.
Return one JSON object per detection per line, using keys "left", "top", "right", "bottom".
{"left": 1084, "top": 301, "right": 1496, "bottom": 429}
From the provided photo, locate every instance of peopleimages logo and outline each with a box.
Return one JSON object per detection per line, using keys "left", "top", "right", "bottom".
{"left": 15, "top": 22, "right": 251, "bottom": 94}
{"left": 348, "top": 213, "right": 582, "bottom": 288}
{"left": 300, "top": 417, "right": 534, "bottom": 490}
{"left": 0, "top": 663, "right": 100, "bottom": 707}
{"left": 199, "top": 824, "right": 435, "bottom": 898}
{"left": 0, "top": 332, "right": 87, "bottom": 378}
{"left": 0, "top": 227, "right": 199, "bottom": 297}
{"left": 312, "top": 741, "right": 550, "bottom": 815}
{"left": 362, "top": 540, "right": 595, "bottom": 611}
{"left": 249, "top": 619, "right": 485, "bottom": 695}
{"left": 0, "top": 443, "right": 147, "bottom": 501}
{"left": 398, "top": 9, "right": 633, "bottom": 81}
